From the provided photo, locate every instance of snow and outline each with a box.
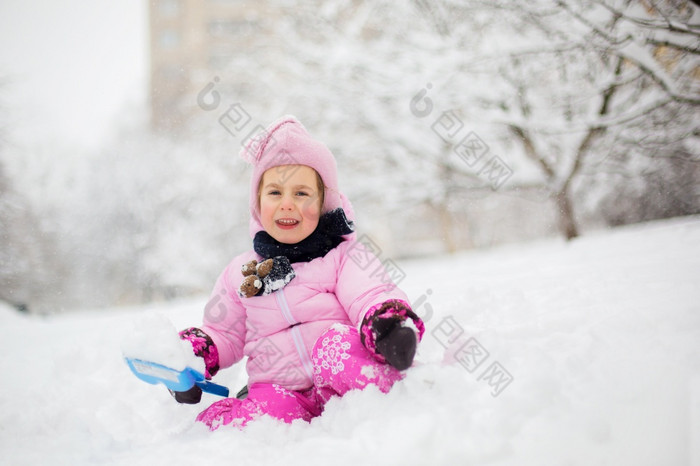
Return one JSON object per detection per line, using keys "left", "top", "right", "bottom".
{"left": 1, "top": 216, "right": 699, "bottom": 465}
{"left": 121, "top": 313, "right": 205, "bottom": 374}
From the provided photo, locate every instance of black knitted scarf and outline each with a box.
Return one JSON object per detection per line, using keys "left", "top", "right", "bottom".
{"left": 253, "top": 208, "right": 355, "bottom": 264}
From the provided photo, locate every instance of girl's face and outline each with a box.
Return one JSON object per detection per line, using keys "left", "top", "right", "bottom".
{"left": 259, "top": 165, "right": 323, "bottom": 244}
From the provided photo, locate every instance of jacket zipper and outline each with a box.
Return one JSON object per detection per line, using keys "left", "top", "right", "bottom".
{"left": 275, "top": 289, "right": 314, "bottom": 381}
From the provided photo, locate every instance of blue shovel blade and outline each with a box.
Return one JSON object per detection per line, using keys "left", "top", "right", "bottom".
{"left": 125, "top": 357, "right": 229, "bottom": 397}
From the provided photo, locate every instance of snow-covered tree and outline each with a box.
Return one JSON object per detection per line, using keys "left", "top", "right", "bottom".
{"left": 434, "top": 0, "right": 700, "bottom": 238}
{"left": 0, "top": 90, "right": 61, "bottom": 312}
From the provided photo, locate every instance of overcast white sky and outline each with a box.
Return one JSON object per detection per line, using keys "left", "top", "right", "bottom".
{"left": 0, "top": 0, "right": 148, "bottom": 150}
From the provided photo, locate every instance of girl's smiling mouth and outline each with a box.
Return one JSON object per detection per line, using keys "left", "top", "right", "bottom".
{"left": 275, "top": 218, "right": 300, "bottom": 229}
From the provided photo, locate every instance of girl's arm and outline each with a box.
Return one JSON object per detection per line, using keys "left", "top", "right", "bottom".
{"left": 334, "top": 240, "right": 425, "bottom": 369}
{"left": 334, "top": 239, "right": 410, "bottom": 326}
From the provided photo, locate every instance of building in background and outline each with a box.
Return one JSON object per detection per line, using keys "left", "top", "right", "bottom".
{"left": 149, "top": 0, "right": 271, "bottom": 131}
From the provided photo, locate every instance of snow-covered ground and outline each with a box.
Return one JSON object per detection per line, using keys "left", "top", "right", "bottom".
{"left": 2, "top": 216, "right": 699, "bottom": 466}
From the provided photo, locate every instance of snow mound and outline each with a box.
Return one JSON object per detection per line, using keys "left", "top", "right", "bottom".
{"left": 121, "top": 312, "right": 205, "bottom": 374}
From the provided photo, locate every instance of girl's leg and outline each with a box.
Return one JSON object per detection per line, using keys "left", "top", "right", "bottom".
{"left": 196, "top": 383, "right": 321, "bottom": 430}
{"left": 311, "top": 324, "right": 403, "bottom": 404}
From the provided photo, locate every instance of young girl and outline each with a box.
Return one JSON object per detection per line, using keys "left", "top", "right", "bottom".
{"left": 173, "top": 116, "right": 425, "bottom": 430}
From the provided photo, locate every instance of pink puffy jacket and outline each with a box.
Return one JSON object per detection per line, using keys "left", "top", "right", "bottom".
{"left": 199, "top": 238, "right": 408, "bottom": 391}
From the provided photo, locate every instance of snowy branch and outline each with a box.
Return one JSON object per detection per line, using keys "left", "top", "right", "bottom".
{"left": 508, "top": 124, "right": 556, "bottom": 180}
{"left": 557, "top": 0, "right": 700, "bottom": 105}
{"left": 595, "top": 0, "right": 700, "bottom": 38}
{"left": 614, "top": 41, "right": 700, "bottom": 105}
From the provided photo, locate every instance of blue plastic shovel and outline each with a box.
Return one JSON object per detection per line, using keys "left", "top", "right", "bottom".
{"left": 125, "top": 357, "right": 229, "bottom": 397}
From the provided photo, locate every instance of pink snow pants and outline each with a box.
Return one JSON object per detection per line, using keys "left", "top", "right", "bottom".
{"left": 196, "top": 324, "right": 403, "bottom": 430}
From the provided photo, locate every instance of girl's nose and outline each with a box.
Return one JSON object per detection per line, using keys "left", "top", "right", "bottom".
{"left": 279, "top": 194, "right": 294, "bottom": 210}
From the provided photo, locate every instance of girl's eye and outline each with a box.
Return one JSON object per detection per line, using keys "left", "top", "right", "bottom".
{"left": 296, "top": 191, "right": 309, "bottom": 197}
{"left": 268, "top": 190, "right": 281, "bottom": 196}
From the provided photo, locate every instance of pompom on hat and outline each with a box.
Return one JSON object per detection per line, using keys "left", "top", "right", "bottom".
{"left": 240, "top": 116, "right": 354, "bottom": 238}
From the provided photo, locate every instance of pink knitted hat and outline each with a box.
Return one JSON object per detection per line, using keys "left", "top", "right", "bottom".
{"left": 240, "top": 116, "right": 351, "bottom": 237}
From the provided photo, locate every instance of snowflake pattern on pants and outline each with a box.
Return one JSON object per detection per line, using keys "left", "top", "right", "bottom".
{"left": 315, "top": 333, "right": 351, "bottom": 376}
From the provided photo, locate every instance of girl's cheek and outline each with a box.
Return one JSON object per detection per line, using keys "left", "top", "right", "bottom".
{"left": 260, "top": 201, "right": 275, "bottom": 221}
{"left": 302, "top": 198, "right": 321, "bottom": 220}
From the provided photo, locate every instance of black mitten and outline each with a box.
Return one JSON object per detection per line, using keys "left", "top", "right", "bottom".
{"left": 375, "top": 323, "right": 417, "bottom": 371}
{"left": 169, "top": 385, "right": 202, "bottom": 404}
{"left": 361, "top": 300, "right": 422, "bottom": 371}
